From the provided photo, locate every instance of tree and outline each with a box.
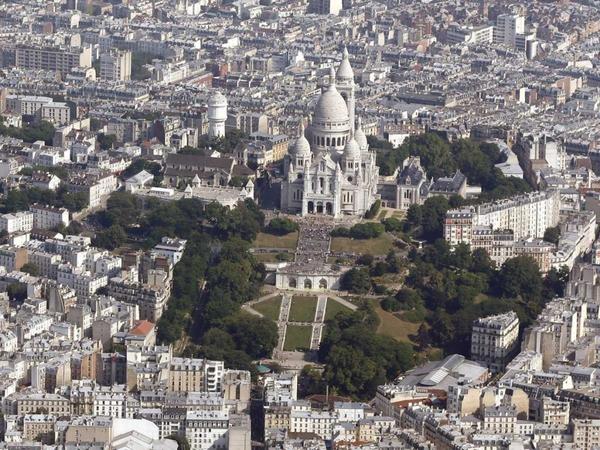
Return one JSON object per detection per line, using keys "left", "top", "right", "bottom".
{"left": 97, "top": 133, "right": 116, "bottom": 150}
{"left": 131, "top": 52, "right": 154, "bottom": 80}
{"left": 62, "top": 192, "right": 89, "bottom": 211}
{"left": 123, "top": 159, "right": 162, "bottom": 179}
{"left": 349, "top": 222, "right": 384, "bottom": 239}
{"left": 495, "top": 256, "right": 543, "bottom": 302}
{"left": 420, "top": 196, "right": 450, "bottom": 241}
{"left": 356, "top": 254, "right": 374, "bottom": 266}
{"left": 341, "top": 268, "right": 371, "bottom": 294}
{"left": 319, "top": 308, "right": 415, "bottom": 399}
{"left": 224, "top": 313, "right": 278, "bottom": 359}
{"left": 7, "top": 283, "right": 27, "bottom": 302}
{"left": 267, "top": 217, "right": 299, "bottom": 235}
{"left": 449, "top": 242, "right": 472, "bottom": 270}
{"left": 92, "top": 224, "right": 127, "bottom": 250}
{"left": 415, "top": 324, "right": 431, "bottom": 351}
{"left": 471, "top": 248, "right": 495, "bottom": 274}
{"left": 404, "top": 133, "right": 456, "bottom": 179}
{"left": 382, "top": 217, "right": 403, "bottom": 232}
{"left": 381, "top": 296, "right": 401, "bottom": 312}
{"left": 543, "top": 226, "right": 561, "bottom": 245}
{"left": 20, "top": 263, "right": 39, "bottom": 276}
{"left": 543, "top": 266, "right": 570, "bottom": 298}
{"left": 364, "top": 199, "right": 381, "bottom": 219}
{"left": 0, "top": 120, "right": 55, "bottom": 145}
{"left": 167, "top": 434, "right": 191, "bottom": 450}
{"left": 229, "top": 176, "right": 249, "bottom": 187}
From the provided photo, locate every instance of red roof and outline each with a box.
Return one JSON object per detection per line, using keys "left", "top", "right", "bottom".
{"left": 129, "top": 320, "right": 155, "bottom": 336}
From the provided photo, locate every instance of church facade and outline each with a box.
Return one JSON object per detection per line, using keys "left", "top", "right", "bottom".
{"left": 280, "top": 48, "right": 379, "bottom": 218}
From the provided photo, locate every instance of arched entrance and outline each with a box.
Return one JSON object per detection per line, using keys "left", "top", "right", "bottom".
{"left": 325, "top": 202, "right": 333, "bottom": 215}
{"left": 304, "top": 279, "right": 312, "bottom": 289}
{"left": 289, "top": 278, "right": 297, "bottom": 288}
{"left": 319, "top": 278, "right": 328, "bottom": 289}
{"left": 307, "top": 201, "right": 314, "bottom": 214}
{"left": 316, "top": 202, "right": 323, "bottom": 214}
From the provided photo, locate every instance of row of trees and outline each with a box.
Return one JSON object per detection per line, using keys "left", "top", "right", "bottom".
{"left": 2, "top": 186, "right": 89, "bottom": 214}
{"left": 331, "top": 222, "right": 385, "bottom": 239}
{"left": 267, "top": 217, "right": 299, "bottom": 235}
{"left": 0, "top": 117, "right": 55, "bottom": 145}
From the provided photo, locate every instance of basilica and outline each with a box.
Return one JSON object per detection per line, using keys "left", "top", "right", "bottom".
{"left": 280, "top": 48, "right": 379, "bottom": 217}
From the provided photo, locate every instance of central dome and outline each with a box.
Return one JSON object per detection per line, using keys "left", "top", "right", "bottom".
{"left": 314, "top": 85, "right": 349, "bottom": 123}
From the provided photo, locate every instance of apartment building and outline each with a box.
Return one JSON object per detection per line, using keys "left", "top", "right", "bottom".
{"left": 106, "top": 279, "right": 169, "bottom": 322}
{"left": 23, "top": 414, "right": 56, "bottom": 444}
{"left": 185, "top": 410, "right": 230, "bottom": 450}
{"left": 30, "top": 204, "right": 70, "bottom": 230}
{"left": 99, "top": 50, "right": 132, "bottom": 81}
{"left": 513, "top": 238, "right": 555, "bottom": 273}
{"left": 446, "top": 24, "right": 493, "bottom": 45}
{"left": 11, "top": 393, "right": 71, "bottom": 416}
{"left": 445, "top": 190, "right": 560, "bottom": 246}
{"left": 57, "top": 264, "right": 108, "bottom": 299}
{"left": 15, "top": 44, "right": 92, "bottom": 73}
{"left": 41, "top": 102, "right": 71, "bottom": 126}
{"left": 470, "top": 227, "right": 514, "bottom": 265}
{"left": 0, "top": 211, "right": 34, "bottom": 234}
{"left": 0, "top": 245, "right": 28, "bottom": 271}
{"left": 67, "top": 172, "right": 118, "bottom": 208}
{"left": 290, "top": 408, "right": 338, "bottom": 440}
{"left": 471, "top": 311, "right": 519, "bottom": 374}
{"left": 168, "top": 358, "right": 224, "bottom": 393}
{"left": 573, "top": 419, "right": 600, "bottom": 449}
{"left": 93, "top": 391, "right": 130, "bottom": 418}
{"left": 493, "top": 14, "right": 525, "bottom": 47}
{"left": 6, "top": 95, "right": 52, "bottom": 116}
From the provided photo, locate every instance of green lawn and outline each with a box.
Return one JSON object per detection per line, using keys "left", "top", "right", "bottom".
{"left": 325, "top": 298, "right": 352, "bottom": 320}
{"left": 252, "top": 296, "right": 282, "bottom": 321}
{"left": 288, "top": 295, "right": 318, "bottom": 322}
{"left": 253, "top": 231, "right": 298, "bottom": 249}
{"left": 330, "top": 233, "right": 395, "bottom": 255}
{"left": 283, "top": 325, "right": 312, "bottom": 351}
{"left": 367, "top": 298, "right": 420, "bottom": 343}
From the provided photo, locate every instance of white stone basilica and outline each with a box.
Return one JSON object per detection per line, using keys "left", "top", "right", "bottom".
{"left": 281, "top": 48, "right": 379, "bottom": 217}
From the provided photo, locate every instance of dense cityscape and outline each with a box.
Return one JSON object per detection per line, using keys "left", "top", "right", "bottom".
{"left": 0, "top": 0, "right": 599, "bottom": 449}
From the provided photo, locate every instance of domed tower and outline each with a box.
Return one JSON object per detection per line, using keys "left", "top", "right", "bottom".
{"left": 354, "top": 117, "right": 368, "bottom": 152}
{"left": 342, "top": 134, "right": 361, "bottom": 172}
{"left": 310, "top": 67, "right": 350, "bottom": 154}
{"left": 208, "top": 91, "right": 228, "bottom": 139}
{"left": 288, "top": 121, "right": 311, "bottom": 171}
{"left": 336, "top": 47, "right": 355, "bottom": 133}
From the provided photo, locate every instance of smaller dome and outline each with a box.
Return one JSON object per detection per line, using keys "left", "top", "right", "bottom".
{"left": 337, "top": 47, "right": 354, "bottom": 81}
{"left": 291, "top": 121, "right": 311, "bottom": 157}
{"left": 343, "top": 136, "right": 361, "bottom": 160}
{"left": 354, "top": 117, "right": 368, "bottom": 150}
{"left": 208, "top": 91, "right": 227, "bottom": 107}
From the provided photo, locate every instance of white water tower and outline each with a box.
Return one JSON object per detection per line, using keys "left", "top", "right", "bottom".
{"left": 208, "top": 91, "right": 228, "bottom": 139}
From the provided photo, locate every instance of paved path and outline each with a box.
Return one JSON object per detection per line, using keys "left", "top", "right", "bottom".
{"left": 309, "top": 295, "right": 328, "bottom": 350}
{"left": 314, "top": 295, "right": 327, "bottom": 322}
{"left": 276, "top": 293, "right": 292, "bottom": 351}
